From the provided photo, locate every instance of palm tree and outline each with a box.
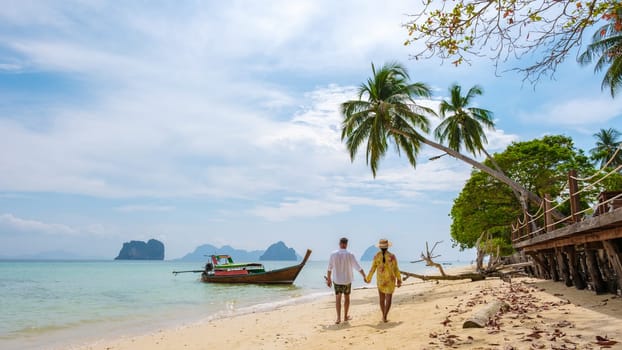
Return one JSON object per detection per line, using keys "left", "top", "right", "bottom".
{"left": 435, "top": 84, "right": 495, "bottom": 157}
{"left": 578, "top": 11, "right": 622, "bottom": 97}
{"left": 341, "top": 62, "right": 550, "bottom": 216}
{"left": 434, "top": 84, "right": 535, "bottom": 219}
{"left": 590, "top": 128, "right": 622, "bottom": 169}
{"left": 340, "top": 61, "right": 434, "bottom": 176}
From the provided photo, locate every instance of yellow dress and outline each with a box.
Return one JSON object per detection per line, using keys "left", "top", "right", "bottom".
{"left": 366, "top": 251, "right": 401, "bottom": 294}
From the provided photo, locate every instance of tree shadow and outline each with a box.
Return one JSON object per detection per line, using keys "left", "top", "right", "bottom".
{"left": 319, "top": 320, "right": 403, "bottom": 332}
{"left": 524, "top": 279, "right": 622, "bottom": 320}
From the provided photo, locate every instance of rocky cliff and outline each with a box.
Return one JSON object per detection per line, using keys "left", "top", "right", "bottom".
{"left": 259, "top": 241, "right": 298, "bottom": 261}
{"left": 114, "top": 239, "right": 165, "bottom": 260}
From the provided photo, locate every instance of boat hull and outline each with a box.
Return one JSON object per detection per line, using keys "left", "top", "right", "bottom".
{"left": 201, "top": 249, "right": 312, "bottom": 284}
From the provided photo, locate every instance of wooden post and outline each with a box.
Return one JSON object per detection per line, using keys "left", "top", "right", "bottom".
{"left": 564, "top": 246, "right": 586, "bottom": 290}
{"left": 544, "top": 194, "right": 553, "bottom": 232}
{"left": 530, "top": 252, "right": 547, "bottom": 279}
{"left": 555, "top": 247, "right": 572, "bottom": 287}
{"left": 546, "top": 253, "right": 560, "bottom": 281}
{"left": 568, "top": 170, "right": 581, "bottom": 223}
{"left": 585, "top": 248, "right": 607, "bottom": 294}
{"left": 602, "top": 240, "right": 622, "bottom": 295}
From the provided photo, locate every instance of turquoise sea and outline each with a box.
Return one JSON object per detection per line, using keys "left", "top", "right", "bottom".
{"left": 0, "top": 259, "right": 452, "bottom": 350}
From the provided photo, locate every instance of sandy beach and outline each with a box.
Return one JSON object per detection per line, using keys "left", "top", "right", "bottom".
{"left": 76, "top": 272, "right": 622, "bottom": 350}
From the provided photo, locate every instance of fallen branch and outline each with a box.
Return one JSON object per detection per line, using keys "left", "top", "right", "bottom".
{"left": 401, "top": 270, "right": 485, "bottom": 282}
{"left": 402, "top": 241, "right": 532, "bottom": 283}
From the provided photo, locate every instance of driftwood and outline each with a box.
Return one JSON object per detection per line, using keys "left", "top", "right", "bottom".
{"left": 402, "top": 241, "right": 531, "bottom": 283}
{"left": 401, "top": 270, "right": 486, "bottom": 282}
{"left": 462, "top": 299, "right": 509, "bottom": 328}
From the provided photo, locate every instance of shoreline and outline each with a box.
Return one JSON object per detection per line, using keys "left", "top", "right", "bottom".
{"left": 75, "top": 273, "right": 622, "bottom": 350}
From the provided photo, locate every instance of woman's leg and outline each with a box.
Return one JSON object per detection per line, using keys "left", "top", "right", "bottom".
{"left": 378, "top": 291, "right": 387, "bottom": 321}
{"left": 383, "top": 293, "right": 393, "bottom": 322}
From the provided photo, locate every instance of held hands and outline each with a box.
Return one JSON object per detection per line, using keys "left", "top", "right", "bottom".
{"left": 397, "top": 278, "right": 402, "bottom": 288}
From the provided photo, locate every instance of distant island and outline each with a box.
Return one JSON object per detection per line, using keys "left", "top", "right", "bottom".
{"left": 176, "top": 244, "right": 263, "bottom": 262}
{"left": 176, "top": 241, "right": 300, "bottom": 261}
{"left": 260, "top": 241, "right": 297, "bottom": 261}
{"left": 115, "top": 239, "right": 165, "bottom": 260}
{"left": 361, "top": 245, "right": 378, "bottom": 261}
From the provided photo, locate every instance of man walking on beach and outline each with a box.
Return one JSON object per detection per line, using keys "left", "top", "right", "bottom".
{"left": 326, "top": 237, "right": 366, "bottom": 324}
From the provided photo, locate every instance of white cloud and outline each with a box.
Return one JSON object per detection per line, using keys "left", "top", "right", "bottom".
{"left": 0, "top": 63, "right": 22, "bottom": 71}
{"left": 0, "top": 213, "right": 77, "bottom": 235}
{"left": 249, "top": 195, "right": 400, "bottom": 221}
{"left": 115, "top": 205, "right": 175, "bottom": 213}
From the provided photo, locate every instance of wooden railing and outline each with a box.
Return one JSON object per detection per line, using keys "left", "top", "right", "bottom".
{"left": 511, "top": 165, "right": 622, "bottom": 244}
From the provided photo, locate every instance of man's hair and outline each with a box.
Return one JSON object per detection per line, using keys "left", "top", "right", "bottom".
{"left": 339, "top": 237, "right": 348, "bottom": 244}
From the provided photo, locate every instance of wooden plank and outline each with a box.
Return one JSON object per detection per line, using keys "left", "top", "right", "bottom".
{"left": 520, "top": 226, "right": 622, "bottom": 252}
{"left": 514, "top": 207, "right": 622, "bottom": 249}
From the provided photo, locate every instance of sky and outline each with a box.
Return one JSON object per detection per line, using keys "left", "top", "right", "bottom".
{"left": 1, "top": 1, "right": 621, "bottom": 262}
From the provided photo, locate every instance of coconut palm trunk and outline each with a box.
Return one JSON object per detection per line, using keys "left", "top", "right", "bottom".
{"left": 388, "top": 125, "right": 546, "bottom": 217}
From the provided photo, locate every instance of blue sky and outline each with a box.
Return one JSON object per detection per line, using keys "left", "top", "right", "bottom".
{"left": 1, "top": 1, "right": 621, "bottom": 261}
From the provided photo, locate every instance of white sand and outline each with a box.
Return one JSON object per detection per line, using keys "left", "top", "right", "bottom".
{"left": 78, "top": 275, "right": 622, "bottom": 349}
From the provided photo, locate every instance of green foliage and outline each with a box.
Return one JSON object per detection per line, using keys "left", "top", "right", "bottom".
{"left": 405, "top": 0, "right": 622, "bottom": 81}
{"left": 340, "top": 62, "right": 435, "bottom": 177}
{"left": 435, "top": 84, "right": 495, "bottom": 157}
{"left": 589, "top": 128, "right": 622, "bottom": 168}
{"left": 578, "top": 10, "right": 622, "bottom": 97}
{"left": 450, "top": 135, "right": 597, "bottom": 251}
{"left": 450, "top": 171, "right": 519, "bottom": 250}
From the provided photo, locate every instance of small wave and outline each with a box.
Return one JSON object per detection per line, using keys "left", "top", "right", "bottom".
{"left": 195, "top": 290, "right": 333, "bottom": 324}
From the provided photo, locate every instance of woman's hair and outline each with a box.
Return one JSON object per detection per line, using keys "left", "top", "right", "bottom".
{"left": 381, "top": 248, "right": 387, "bottom": 263}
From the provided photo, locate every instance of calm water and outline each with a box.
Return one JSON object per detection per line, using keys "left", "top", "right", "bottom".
{"left": 0, "top": 259, "right": 449, "bottom": 350}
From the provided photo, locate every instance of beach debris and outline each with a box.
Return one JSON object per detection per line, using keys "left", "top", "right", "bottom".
{"left": 595, "top": 335, "right": 618, "bottom": 347}
{"left": 403, "top": 240, "right": 528, "bottom": 283}
{"left": 463, "top": 299, "right": 509, "bottom": 328}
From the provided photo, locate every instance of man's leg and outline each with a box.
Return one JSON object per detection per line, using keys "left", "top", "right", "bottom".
{"left": 335, "top": 293, "right": 342, "bottom": 324}
{"left": 343, "top": 293, "right": 350, "bottom": 320}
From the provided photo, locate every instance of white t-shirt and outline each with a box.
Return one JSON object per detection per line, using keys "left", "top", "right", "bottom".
{"left": 327, "top": 248, "right": 362, "bottom": 285}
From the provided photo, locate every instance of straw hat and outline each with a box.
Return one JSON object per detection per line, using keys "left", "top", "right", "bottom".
{"left": 376, "top": 238, "right": 391, "bottom": 249}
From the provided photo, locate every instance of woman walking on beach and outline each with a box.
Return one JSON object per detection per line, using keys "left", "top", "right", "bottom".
{"left": 366, "top": 239, "right": 401, "bottom": 323}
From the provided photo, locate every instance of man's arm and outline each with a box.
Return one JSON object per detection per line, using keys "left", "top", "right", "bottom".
{"left": 358, "top": 268, "right": 366, "bottom": 282}
{"left": 326, "top": 270, "right": 332, "bottom": 287}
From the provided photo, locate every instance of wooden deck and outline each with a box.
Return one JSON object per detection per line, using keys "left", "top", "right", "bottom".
{"left": 510, "top": 170, "right": 622, "bottom": 295}
{"left": 514, "top": 208, "right": 622, "bottom": 252}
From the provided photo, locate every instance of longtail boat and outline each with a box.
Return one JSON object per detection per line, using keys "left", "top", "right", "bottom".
{"left": 174, "top": 249, "right": 312, "bottom": 284}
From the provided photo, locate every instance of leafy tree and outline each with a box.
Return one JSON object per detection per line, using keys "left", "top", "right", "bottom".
{"left": 590, "top": 128, "right": 622, "bottom": 169}
{"left": 450, "top": 170, "right": 518, "bottom": 253}
{"left": 450, "top": 135, "right": 596, "bottom": 251}
{"left": 404, "top": 0, "right": 622, "bottom": 82}
{"left": 341, "top": 62, "right": 550, "bottom": 214}
{"left": 579, "top": 10, "right": 622, "bottom": 97}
